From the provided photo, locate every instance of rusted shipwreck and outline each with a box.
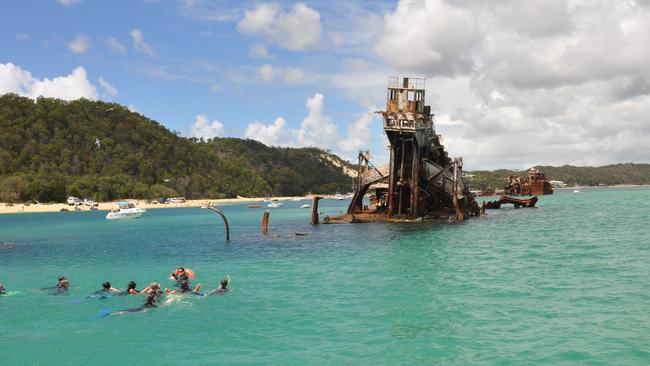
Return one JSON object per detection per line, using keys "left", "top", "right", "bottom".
{"left": 504, "top": 168, "right": 554, "bottom": 196}
{"left": 483, "top": 196, "right": 538, "bottom": 209}
{"left": 327, "top": 77, "right": 480, "bottom": 223}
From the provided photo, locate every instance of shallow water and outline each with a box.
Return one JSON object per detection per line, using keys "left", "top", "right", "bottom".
{"left": 1, "top": 189, "right": 649, "bottom": 365}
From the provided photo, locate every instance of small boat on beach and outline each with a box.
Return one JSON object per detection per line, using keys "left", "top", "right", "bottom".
{"left": 268, "top": 200, "right": 285, "bottom": 208}
{"left": 106, "top": 202, "right": 146, "bottom": 220}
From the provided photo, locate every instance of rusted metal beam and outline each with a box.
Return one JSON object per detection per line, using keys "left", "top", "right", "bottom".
{"left": 207, "top": 206, "right": 230, "bottom": 241}
{"left": 311, "top": 196, "right": 322, "bottom": 225}
{"left": 262, "top": 210, "right": 269, "bottom": 235}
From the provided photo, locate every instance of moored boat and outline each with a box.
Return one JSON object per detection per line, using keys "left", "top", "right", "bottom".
{"left": 268, "top": 200, "right": 285, "bottom": 208}
{"left": 106, "top": 202, "right": 146, "bottom": 220}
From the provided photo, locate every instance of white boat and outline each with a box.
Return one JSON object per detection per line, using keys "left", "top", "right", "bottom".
{"left": 291, "top": 197, "right": 303, "bottom": 201}
{"left": 301, "top": 204, "right": 311, "bottom": 209}
{"left": 573, "top": 184, "right": 582, "bottom": 193}
{"left": 106, "top": 202, "right": 146, "bottom": 220}
{"left": 267, "top": 200, "right": 285, "bottom": 208}
{"left": 334, "top": 192, "right": 344, "bottom": 200}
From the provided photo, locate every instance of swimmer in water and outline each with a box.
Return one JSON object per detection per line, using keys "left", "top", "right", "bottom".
{"left": 169, "top": 267, "right": 195, "bottom": 284}
{"left": 140, "top": 281, "right": 160, "bottom": 293}
{"left": 140, "top": 282, "right": 163, "bottom": 300}
{"left": 106, "top": 292, "right": 157, "bottom": 316}
{"left": 95, "top": 281, "right": 120, "bottom": 294}
{"left": 116, "top": 281, "right": 140, "bottom": 296}
{"left": 57, "top": 276, "right": 69, "bottom": 291}
{"left": 164, "top": 277, "right": 201, "bottom": 295}
{"left": 207, "top": 277, "right": 230, "bottom": 296}
{"left": 0, "top": 282, "right": 6, "bottom": 295}
{"left": 88, "top": 281, "right": 120, "bottom": 298}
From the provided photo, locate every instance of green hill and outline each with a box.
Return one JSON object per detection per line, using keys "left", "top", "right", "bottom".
{"left": 466, "top": 164, "right": 650, "bottom": 189}
{"left": 0, "top": 94, "right": 355, "bottom": 203}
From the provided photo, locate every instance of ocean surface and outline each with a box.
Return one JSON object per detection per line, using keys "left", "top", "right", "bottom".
{"left": 1, "top": 188, "right": 649, "bottom": 365}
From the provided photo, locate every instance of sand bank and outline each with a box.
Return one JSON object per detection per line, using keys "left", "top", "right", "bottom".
{"left": 0, "top": 195, "right": 325, "bottom": 215}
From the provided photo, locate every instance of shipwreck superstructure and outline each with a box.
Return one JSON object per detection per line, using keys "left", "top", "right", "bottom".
{"left": 504, "top": 168, "right": 554, "bottom": 196}
{"left": 340, "top": 77, "right": 480, "bottom": 222}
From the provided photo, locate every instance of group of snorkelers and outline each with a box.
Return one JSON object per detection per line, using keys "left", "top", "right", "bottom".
{"left": 0, "top": 267, "right": 230, "bottom": 314}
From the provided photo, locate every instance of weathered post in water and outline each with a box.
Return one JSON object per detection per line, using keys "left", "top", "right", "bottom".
{"left": 262, "top": 210, "right": 269, "bottom": 235}
{"left": 311, "top": 196, "right": 322, "bottom": 225}
{"left": 207, "top": 207, "right": 230, "bottom": 241}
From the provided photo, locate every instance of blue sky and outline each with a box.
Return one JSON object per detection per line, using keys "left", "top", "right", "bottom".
{"left": 2, "top": 0, "right": 650, "bottom": 169}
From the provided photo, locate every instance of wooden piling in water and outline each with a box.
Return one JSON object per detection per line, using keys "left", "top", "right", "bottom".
{"left": 311, "top": 196, "right": 322, "bottom": 225}
{"left": 262, "top": 210, "right": 269, "bottom": 235}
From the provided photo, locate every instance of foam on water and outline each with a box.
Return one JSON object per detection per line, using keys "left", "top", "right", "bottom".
{"left": 1, "top": 190, "right": 649, "bottom": 364}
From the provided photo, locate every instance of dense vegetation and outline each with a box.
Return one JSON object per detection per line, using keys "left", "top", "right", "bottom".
{"left": 0, "top": 94, "right": 354, "bottom": 203}
{"left": 466, "top": 164, "right": 650, "bottom": 189}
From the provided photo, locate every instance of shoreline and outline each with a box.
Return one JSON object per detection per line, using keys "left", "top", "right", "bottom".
{"left": 0, "top": 195, "right": 327, "bottom": 215}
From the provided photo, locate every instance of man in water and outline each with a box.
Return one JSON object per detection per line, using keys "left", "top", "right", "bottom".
{"left": 164, "top": 277, "right": 201, "bottom": 295}
{"left": 96, "top": 281, "right": 120, "bottom": 294}
{"left": 207, "top": 277, "right": 230, "bottom": 296}
{"left": 0, "top": 282, "right": 6, "bottom": 295}
{"left": 88, "top": 282, "right": 120, "bottom": 298}
{"left": 107, "top": 292, "right": 157, "bottom": 316}
{"left": 169, "top": 267, "right": 195, "bottom": 284}
{"left": 57, "top": 276, "right": 69, "bottom": 292}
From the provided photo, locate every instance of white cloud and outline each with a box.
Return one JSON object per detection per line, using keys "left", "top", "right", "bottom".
{"left": 190, "top": 114, "right": 224, "bottom": 139}
{"left": 315, "top": 0, "right": 650, "bottom": 168}
{"left": 242, "top": 93, "right": 339, "bottom": 148}
{"left": 257, "top": 64, "right": 306, "bottom": 83}
{"left": 248, "top": 43, "right": 271, "bottom": 58}
{"left": 106, "top": 37, "right": 127, "bottom": 54}
{"left": 58, "top": 0, "right": 81, "bottom": 6}
{"left": 244, "top": 117, "right": 289, "bottom": 146}
{"left": 242, "top": 92, "right": 378, "bottom": 158}
{"left": 258, "top": 64, "right": 275, "bottom": 82}
{"left": 98, "top": 76, "right": 117, "bottom": 97}
{"left": 338, "top": 108, "right": 377, "bottom": 153}
{"left": 237, "top": 2, "right": 322, "bottom": 50}
{"left": 0, "top": 62, "right": 97, "bottom": 100}
{"left": 68, "top": 34, "right": 90, "bottom": 54}
{"left": 211, "top": 83, "right": 223, "bottom": 92}
{"left": 16, "top": 33, "right": 30, "bottom": 41}
{"left": 130, "top": 28, "right": 156, "bottom": 57}
{"left": 282, "top": 67, "right": 304, "bottom": 83}
{"left": 375, "top": 0, "right": 476, "bottom": 76}
{"left": 292, "top": 93, "right": 339, "bottom": 148}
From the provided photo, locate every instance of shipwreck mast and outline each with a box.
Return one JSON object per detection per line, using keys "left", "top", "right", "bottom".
{"left": 383, "top": 77, "right": 430, "bottom": 217}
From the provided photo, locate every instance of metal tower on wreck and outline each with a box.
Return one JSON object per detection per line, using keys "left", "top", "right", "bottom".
{"left": 347, "top": 76, "right": 480, "bottom": 221}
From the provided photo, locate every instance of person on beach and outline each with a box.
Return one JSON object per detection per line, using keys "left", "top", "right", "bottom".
{"left": 206, "top": 277, "right": 230, "bottom": 296}
{"left": 0, "top": 282, "right": 6, "bottom": 295}
{"left": 164, "top": 277, "right": 201, "bottom": 295}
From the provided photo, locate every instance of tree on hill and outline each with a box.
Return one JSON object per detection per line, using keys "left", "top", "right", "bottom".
{"left": 0, "top": 94, "right": 355, "bottom": 202}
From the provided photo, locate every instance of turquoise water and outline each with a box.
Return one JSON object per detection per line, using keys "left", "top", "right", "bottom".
{"left": 1, "top": 189, "right": 649, "bottom": 365}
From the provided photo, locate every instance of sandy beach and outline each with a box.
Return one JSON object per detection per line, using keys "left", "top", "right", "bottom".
{"left": 0, "top": 195, "right": 326, "bottom": 215}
